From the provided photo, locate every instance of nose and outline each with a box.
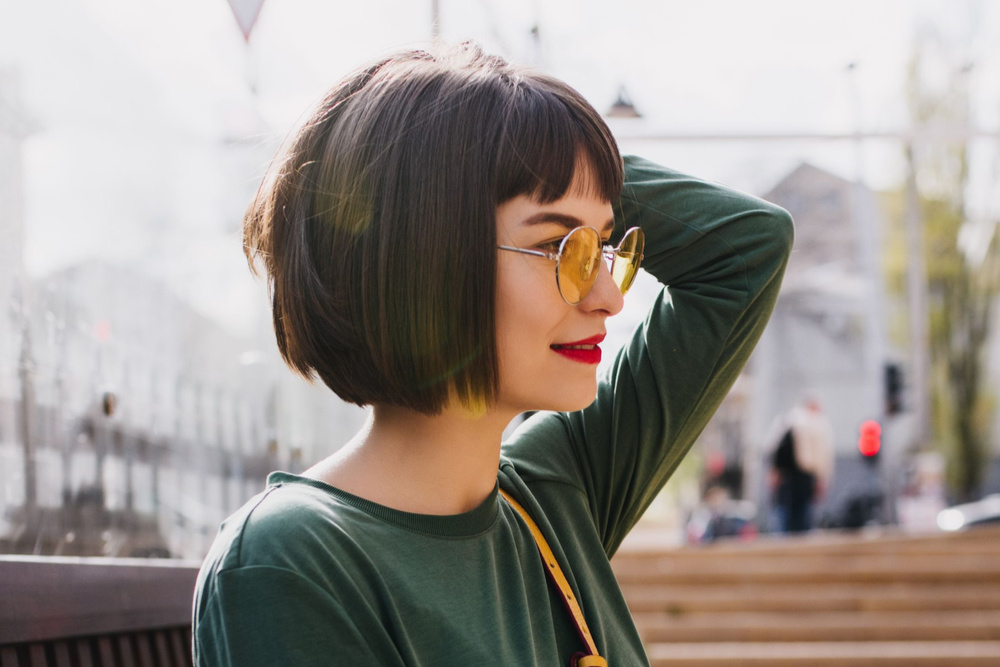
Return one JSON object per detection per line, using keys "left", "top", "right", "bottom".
{"left": 578, "top": 260, "right": 624, "bottom": 316}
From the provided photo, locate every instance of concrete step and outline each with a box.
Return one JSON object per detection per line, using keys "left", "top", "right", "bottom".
{"left": 616, "top": 526, "right": 1000, "bottom": 559}
{"left": 614, "top": 527, "right": 1000, "bottom": 665}
{"left": 612, "top": 553, "right": 1000, "bottom": 585}
{"left": 631, "top": 610, "right": 1000, "bottom": 643}
{"left": 620, "top": 582, "right": 1000, "bottom": 613}
{"left": 646, "top": 641, "right": 1000, "bottom": 666}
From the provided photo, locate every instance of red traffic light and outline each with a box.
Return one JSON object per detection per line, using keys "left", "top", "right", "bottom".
{"left": 858, "top": 419, "right": 881, "bottom": 457}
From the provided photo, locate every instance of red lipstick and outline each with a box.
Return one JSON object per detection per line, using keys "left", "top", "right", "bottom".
{"left": 550, "top": 334, "right": 605, "bottom": 365}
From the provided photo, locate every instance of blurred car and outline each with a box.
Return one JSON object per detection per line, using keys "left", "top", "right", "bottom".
{"left": 937, "top": 494, "right": 1000, "bottom": 531}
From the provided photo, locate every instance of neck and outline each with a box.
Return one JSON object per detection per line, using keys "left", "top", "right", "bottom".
{"left": 306, "top": 402, "right": 518, "bottom": 515}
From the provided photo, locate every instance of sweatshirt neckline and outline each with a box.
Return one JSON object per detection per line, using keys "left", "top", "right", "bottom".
{"left": 266, "top": 471, "right": 500, "bottom": 538}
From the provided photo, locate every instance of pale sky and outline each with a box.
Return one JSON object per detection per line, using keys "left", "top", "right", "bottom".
{"left": 1, "top": 0, "right": 998, "bottom": 340}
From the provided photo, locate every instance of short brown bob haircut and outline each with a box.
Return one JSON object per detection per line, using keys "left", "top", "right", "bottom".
{"left": 244, "top": 42, "right": 624, "bottom": 414}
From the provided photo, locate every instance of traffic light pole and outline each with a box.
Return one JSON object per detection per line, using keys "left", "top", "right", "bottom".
{"left": 903, "top": 143, "right": 930, "bottom": 451}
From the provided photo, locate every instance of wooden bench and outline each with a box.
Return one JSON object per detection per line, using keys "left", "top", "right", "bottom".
{"left": 0, "top": 556, "right": 200, "bottom": 667}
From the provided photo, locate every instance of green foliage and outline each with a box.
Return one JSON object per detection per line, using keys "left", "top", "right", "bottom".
{"left": 894, "top": 39, "right": 1000, "bottom": 501}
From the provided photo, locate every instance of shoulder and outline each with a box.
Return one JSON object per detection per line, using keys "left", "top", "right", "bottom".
{"left": 200, "top": 473, "right": 371, "bottom": 581}
{"left": 194, "top": 473, "right": 396, "bottom": 641}
{"left": 193, "top": 476, "right": 393, "bottom": 666}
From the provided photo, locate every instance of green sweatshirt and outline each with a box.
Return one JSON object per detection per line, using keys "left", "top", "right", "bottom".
{"left": 192, "top": 156, "right": 794, "bottom": 666}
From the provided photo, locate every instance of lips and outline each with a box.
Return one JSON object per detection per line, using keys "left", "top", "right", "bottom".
{"left": 550, "top": 334, "right": 605, "bottom": 365}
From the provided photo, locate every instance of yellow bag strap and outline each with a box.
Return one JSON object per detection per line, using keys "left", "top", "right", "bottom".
{"left": 500, "top": 489, "right": 608, "bottom": 667}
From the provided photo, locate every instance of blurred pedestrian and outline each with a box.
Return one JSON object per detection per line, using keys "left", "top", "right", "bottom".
{"left": 686, "top": 484, "right": 758, "bottom": 544}
{"left": 769, "top": 397, "right": 834, "bottom": 533}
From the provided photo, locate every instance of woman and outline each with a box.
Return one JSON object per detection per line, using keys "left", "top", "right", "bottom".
{"left": 193, "top": 43, "right": 793, "bottom": 666}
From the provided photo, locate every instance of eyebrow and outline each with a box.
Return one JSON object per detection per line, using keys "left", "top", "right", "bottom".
{"left": 521, "top": 212, "right": 616, "bottom": 234}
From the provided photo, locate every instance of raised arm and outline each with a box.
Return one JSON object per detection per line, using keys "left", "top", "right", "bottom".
{"left": 504, "top": 155, "right": 793, "bottom": 554}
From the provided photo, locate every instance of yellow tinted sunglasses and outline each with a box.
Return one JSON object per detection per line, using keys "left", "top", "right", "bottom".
{"left": 499, "top": 226, "right": 644, "bottom": 305}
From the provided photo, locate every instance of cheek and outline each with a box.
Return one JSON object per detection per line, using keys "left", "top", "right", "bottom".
{"left": 494, "top": 262, "right": 601, "bottom": 411}
{"left": 496, "top": 260, "right": 560, "bottom": 332}
{"left": 495, "top": 262, "right": 559, "bottom": 362}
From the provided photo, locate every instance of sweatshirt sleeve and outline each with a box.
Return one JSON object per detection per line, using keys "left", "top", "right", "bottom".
{"left": 502, "top": 155, "right": 793, "bottom": 555}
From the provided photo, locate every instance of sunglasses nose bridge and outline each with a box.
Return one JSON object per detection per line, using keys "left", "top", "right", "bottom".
{"left": 600, "top": 246, "right": 616, "bottom": 269}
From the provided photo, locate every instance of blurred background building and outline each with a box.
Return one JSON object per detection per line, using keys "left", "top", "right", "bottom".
{"left": 752, "top": 163, "right": 903, "bottom": 528}
{"left": 1, "top": 0, "right": 999, "bottom": 556}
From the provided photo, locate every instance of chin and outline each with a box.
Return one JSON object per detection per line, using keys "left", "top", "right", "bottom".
{"left": 533, "top": 381, "right": 599, "bottom": 413}
{"left": 498, "top": 369, "right": 600, "bottom": 414}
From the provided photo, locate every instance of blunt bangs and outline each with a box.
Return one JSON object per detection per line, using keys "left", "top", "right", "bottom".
{"left": 495, "top": 75, "right": 623, "bottom": 206}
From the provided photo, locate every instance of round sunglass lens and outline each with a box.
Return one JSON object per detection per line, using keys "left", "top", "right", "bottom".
{"left": 611, "top": 227, "right": 644, "bottom": 296}
{"left": 556, "top": 227, "right": 601, "bottom": 304}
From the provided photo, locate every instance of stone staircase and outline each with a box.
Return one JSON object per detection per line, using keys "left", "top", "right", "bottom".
{"left": 611, "top": 525, "right": 1000, "bottom": 666}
